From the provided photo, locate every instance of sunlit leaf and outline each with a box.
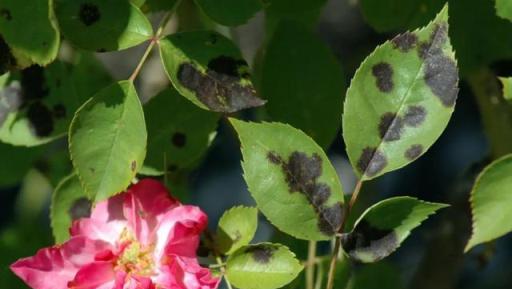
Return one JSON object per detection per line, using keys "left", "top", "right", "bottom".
{"left": 144, "top": 87, "right": 219, "bottom": 173}
{"left": 226, "top": 243, "right": 303, "bottom": 289}
{"left": 0, "top": 0, "right": 60, "bottom": 70}
{"left": 466, "top": 154, "right": 512, "bottom": 251}
{"left": 261, "top": 20, "right": 344, "bottom": 148}
{"left": 50, "top": 174, "right": 90, "bottom": 243}
{"left": 499, "top": 77, "right": 512, "bottom": 102}
{"left": 231, "top": 119, "right": 345, "bottom": 241}
{"left": 55, "top": 0, "right": 153, "bottom": 51}
{"left": 496, "top": 0, "right": 512, "bottom": 22}
{"left": 159, "top": 31, "right": 265, "bottom": 113}
{"left": 216, "top": 206, "right": 258, "bottom": 255}
{"left": 69, "top": 81, "right": 147, "bottom": 202}
{"left": 195, "top": 0, "right": 262, "bottom": 26}
{"left": 341, "top": 196, "right": 448, "bottom": 263}
{"left": 343, "top": 6, "right": 458, "bottom": 180}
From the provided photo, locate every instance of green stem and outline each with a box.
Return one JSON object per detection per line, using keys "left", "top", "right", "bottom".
{"left": 325, "top": 180, "right": 363, "bottom": 289}
{"left": 306, "top": 241, "right": 317, "bottom": 289}
{"left": 216, "top": 256, "right": 233, "bottom": 289}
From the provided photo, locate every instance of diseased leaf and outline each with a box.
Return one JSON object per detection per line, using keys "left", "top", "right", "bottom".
{"left": 50, "top": 174, "right": 90, "bottom": 243}
{"left": 231, "top": 119, "right": 345, "bottom": 241}
{"left": 499, "top": 77, "right": 512, "bottom": 102}
{"left": 0, "top": 56, "right": 112, "bottom": 146}
{"left": 55, "top": 0, "right": 153, "bottom": 51}
{"left": 217, "top": 206, "right": 258, "bottom": 255}
{"left": 262, "top": 20, "right": 344, "bottom": 149}
{"left": 466, "top": 154, "right": 512, "bottom": 251}
{"left": 226, "top": 243, "right": 303, "bottom": 289}
{"left": 341, "top": 196, "right": 448, "bottom": 263}
{"left": 144, "top": 87, "right": 219, "bottom": 173}
{"left": 159, "top": 31, "right": 265, "bottom": 113}
{"left": 343, "top": 6, "right": 458, "bottom": 180}
{"left": 195, "top": 0, "right": 262, "bottom": 26}
{"left": 69, "top": 81, "right": 147, "bottom": 202}
{"left": 0, "top": 0, "right": 60, "bottom": 70}
{"left": 496, "top": 0, "right": 512, "bottom": 22}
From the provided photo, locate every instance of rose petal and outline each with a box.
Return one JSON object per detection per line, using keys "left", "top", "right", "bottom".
{"left": 10, "top": 237, "right": 111, "bottom": 289}
{"left": 67, "top": 261, "right": 115, "bottom": 289}
{"left": 123, "top": 179, "right": 179, "bottom": 245}
{"left": 154, "top": 256, "right": 219, "bottom": 289}
{"left": 70, "top": 217, "right": 126, "bottom": 245}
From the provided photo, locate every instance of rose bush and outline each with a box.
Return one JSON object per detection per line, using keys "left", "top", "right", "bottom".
{"left": 10, "top": 179, "right": 219, "bottom": 289}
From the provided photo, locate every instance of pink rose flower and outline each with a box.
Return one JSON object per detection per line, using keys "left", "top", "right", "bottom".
{"left": 11, "top": 179, "right": 219, "bottom": 289}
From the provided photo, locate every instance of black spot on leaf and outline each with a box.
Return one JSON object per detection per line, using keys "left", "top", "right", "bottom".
{"left": 68, "top": 197, "right": 92, "bottom": 220}
{"left": 372, "top": 62, "right": 394, "bottom": 93}
{"left": 0, "top": 8, "right": 12, "bottom": 21}
{"left": 266, "top": 151, "right": 343, "bottom": 235}
{"left": 403, "top": 105, "right": 426, "bottom": 127}
{"left": 26, "top": 102, "right": 54, "bottom": 137}
{"left": 167, "top": 164, "right": 178, "bottom": 172}
{"left": 53, "top": 104, "right": 66, "bottom": 119}
{"left": 392, "top": 32, "right": 417, "bottom": 52}
{"left": 405, "top": 144, "right": 423, "bottom": 160}
{"left": 0, "top": 36, "right": 15, "bottom": 74}
{"left": 357, "top": 147, "right": 388, "bottom": 177}
{"left": 207, "top": 56, "right": 249, "bottom": 78}
{"left": 341, "top": 219, "right": 399, "bottom": 263}
{"left": 378, "top": 112, "right": 403, "bottom": 141}
{"left": 21, "top": 66, "right": 49, "bottom": 101}
{"left": 171, "top": 132, "right": 186, "bottom": 148}
{"left": 79, "top": 3, "right": 101, "bottom": 26}
{"left": 245, "top": 244, "right": 278, "bottom": 264}
{"left": 177, "top": 62, "right": 265, "bottom": 113}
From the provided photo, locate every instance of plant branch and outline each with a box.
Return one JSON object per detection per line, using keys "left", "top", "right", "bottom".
{"left": 306, "top": 241, "right": 317, "bottom": 289}
{"left": 325, "top": 179, "right": 364, "bottom": 289}
{"left": 216, "top": 256, "right": 233, "bottom": 289}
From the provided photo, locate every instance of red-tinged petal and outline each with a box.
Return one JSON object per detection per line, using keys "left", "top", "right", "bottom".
{"left": 70, "top": 217, "right": 126, "bottom": 245}
{"left": 123, "top": 179, "right": 179, "bottom": 245}
{"left": 123, "top": 275, "right": 156, "bottom": 289}
{"left": 154, "top": 256, "right": 219, "bottom": 289}
{"left": 153, "top": 206, "right": 208, "bottom": 261}
{"left": 10, "top": 236, "right": 111, "bottom": 289}
{"left": 67, "top": 261, "right": 115, "bottom": 289}
{"left": 90, "top": 193, "right": 126, "bottom": 223}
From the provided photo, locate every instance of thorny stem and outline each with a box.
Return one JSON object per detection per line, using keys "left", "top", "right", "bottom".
{"left": 306, "top": 241, "right": 317, "bottom": 289}
{"left": 216, "top": 256, "right": 233, "bottom": 289}
{"left": 128, "top": 0, "right": 181, "bottom": 82}
{"left": 325, "top": 179, "right": 364, "bottom": 289}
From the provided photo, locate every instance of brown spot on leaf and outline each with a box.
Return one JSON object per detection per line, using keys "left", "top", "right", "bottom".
{"left": 405, "top": 144, "right": 423, "bottom": 160}
{"left": 177, "top": 62, "right": 265, "bottom": 113}
{"left": 171, "top": 132, "right": 186, "bottom": 148}
{"left": 341, "top": 219, "right": 399, "bottom": 263}
{"left": 26, "top": 102, "right": 54, "bottom": 137}
{"left": 372, "top": 62, "right": 394, "bottom": 93}
{"left": 131, "top": 160, "right": 137, "bottom": 172}
{"left": 392, "top": 32, "right": 417, "bottom": 52}
{"left": 357, "top": 147, "right": 388, "bottom": 177}
{"left": 0, "top": 8, "right": 12, "bottom": 21}
{"left": 21, "top": 66, "right": 49, "bottom": 101}
{"left": 79, "top": 3, "right": 101, "bottom": 26}
{"left": 403, "top": 105, "right": 426, "bottom": 127}
{"left": 245, "top": 244, "right": 278, "bottom": 264}
{"left": 379, "top": 112, "right": 403, "bottom": 141}
{"left": 68, "top": 197, "right": 92, "bottom": 220}
{"left": 267, "top": 150, "right": 343, "bottom": 235}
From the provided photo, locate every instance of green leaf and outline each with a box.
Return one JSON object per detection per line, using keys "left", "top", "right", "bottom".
{"left": 159, "top": 31, "right": 265, "bottom": 113}
{"left": 69, "top": 81, "right": 147, "bottom": 202}
{"left": 343, "top": 6, "right": 458, "bottom": 180}
{"left": 226, "top": 243, "right": 303, "bottom": 289}
{"left": 195, "top": 0, "right": 262, "bottom": 26}
{"left": 496, "top": 0, "right": 512, "bottom": 22}
{"left": 0, "top": 0, "right": 60, "bottom": 70}
{"left": 341, "top": 196, "right": 448, "bottom": 263}
{"left": 55, "top": 0, "right": 153, "bottom": 51}
{"left": 50, "top": 174, "right": 90, "bottom": 243}
{"left": 261, "top": 20, "right": 344, "bottom": 148}
{"left": 144, "top": 87, "right": 219, "bottom": 173}
{"left": 346, "top": 261, "right": 404, "bottom": 289}
{"left": 231, "top": 119, "right": 345, "bottom": 241}
{"left": 499, "top": 77, "right": 512, "bottom": 102}
{"left": 264, "top": 0, "right": 326, "bottom": 32}
{"left": 0, "top": 142, "right": 42, "bottom": 187}
{"left": 216, "top": 206, "right": 258, "bottom": 255}
{"left": 465, "top": 154, "right": 512, "bottom": 251}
